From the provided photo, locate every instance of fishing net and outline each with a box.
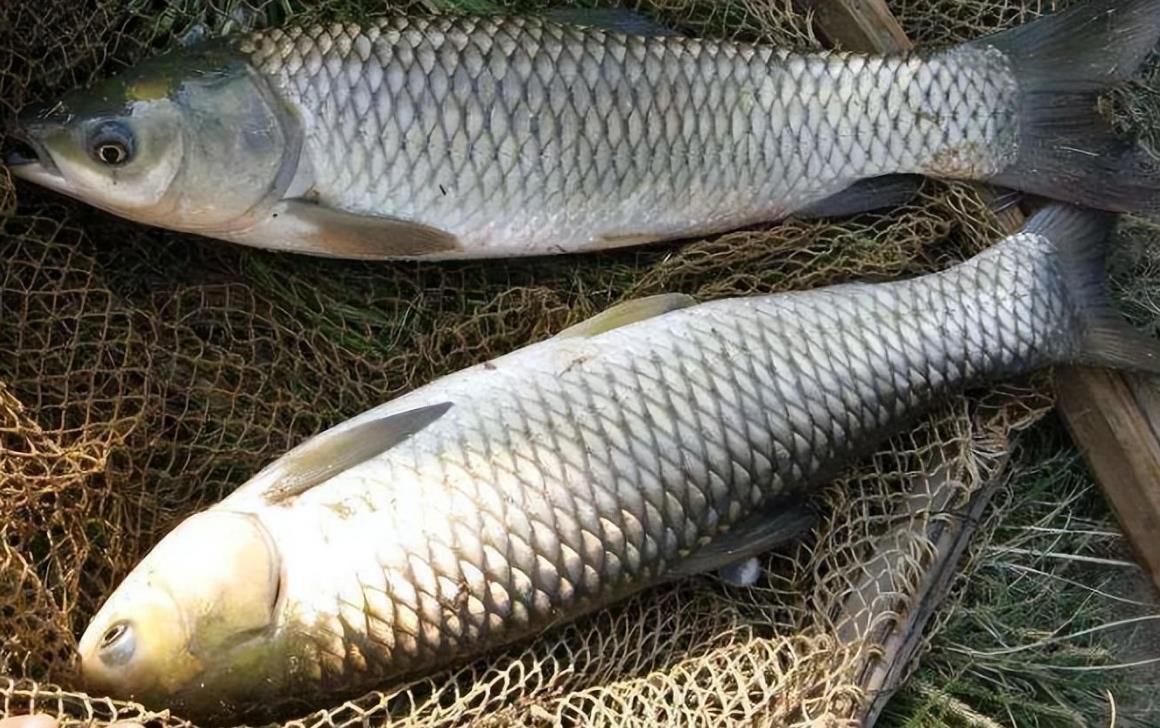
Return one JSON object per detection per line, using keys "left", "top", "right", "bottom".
{"left": 0, "top": 0, "right": 1149, "bottom": 726}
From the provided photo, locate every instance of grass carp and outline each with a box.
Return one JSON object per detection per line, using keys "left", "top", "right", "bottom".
{"left": 5, "top": 0, "right": 1160, "bottom": 259}
{"left": 77, "top": 204, "right": 1160, "bottom": 721}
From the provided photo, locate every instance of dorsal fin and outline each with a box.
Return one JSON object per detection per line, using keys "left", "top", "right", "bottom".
{"left": 541, "top": 8, "right": 683, "bottom": 37}
{"left": 554, "top": 293, "right": 696, "bottom": 340}
{"left": 255, "top": 402, "right": 452, "bottom": 504}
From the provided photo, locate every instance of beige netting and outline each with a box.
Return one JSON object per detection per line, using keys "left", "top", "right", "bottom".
{"left": 0, "top": 0, "right": 1133, "bottom": 725}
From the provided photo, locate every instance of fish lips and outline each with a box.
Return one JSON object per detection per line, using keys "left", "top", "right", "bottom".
{"left": 3, "top": 107, "right": 65, "bottom": 183}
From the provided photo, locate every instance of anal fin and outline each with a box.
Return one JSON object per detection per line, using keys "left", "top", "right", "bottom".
{"left": 795, "top": 175, "right": 924, "bottom": 219}
{"left": 672, "top": 503, "right": 818, "bottom": 580}
{"left": 717, "top": 557, "right": 762, "bottom": 587}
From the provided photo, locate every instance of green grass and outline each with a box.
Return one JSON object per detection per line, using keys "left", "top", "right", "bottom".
{"left": 881, "top": 423, "right": 1160, "bottom": 727}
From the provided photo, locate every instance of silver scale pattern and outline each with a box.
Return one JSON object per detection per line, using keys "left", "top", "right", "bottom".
{"left": 266, "top": 229, "right": 1079, "bottom": 689}
{"left": 235, "top": 16, "right": 1018, "bottom": 254}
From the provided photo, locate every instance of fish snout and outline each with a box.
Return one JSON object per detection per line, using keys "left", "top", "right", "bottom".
{"left": 3, "top": 131, "right": 41, "bottom": 167}
{"left": 3, "top": 107, "right": 61, "bottom": 174}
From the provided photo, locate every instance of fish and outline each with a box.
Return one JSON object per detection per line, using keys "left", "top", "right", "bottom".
{"left": 76, "top": 204, "right": 1160, "bottom": 722}
{"left": 5, "top": 1, "right": 1160, "bottom": 260}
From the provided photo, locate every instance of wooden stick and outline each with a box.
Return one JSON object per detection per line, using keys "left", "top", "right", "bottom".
{"left": 794, "top": 0, "right": 913, "bottom": 52}
{"left": 858, "top": 462, "right": 1008, "bottom": 724}
{"left": 1055, "top": 369, "right": 1160, "bottom": 589}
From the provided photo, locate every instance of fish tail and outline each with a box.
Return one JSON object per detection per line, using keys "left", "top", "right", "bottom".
{"left": 1029, "top": 204, "right": 1160, "bottom": 373}
{"left": 976, "top": 0, "right": 1160, "bottom": 215}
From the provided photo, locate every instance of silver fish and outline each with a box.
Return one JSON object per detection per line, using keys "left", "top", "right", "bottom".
{"left": 6, "top": 1, "right": 1160, "bottom": 260}
{"left": 77, "top": 204, "right": 1160, "bottom": 721}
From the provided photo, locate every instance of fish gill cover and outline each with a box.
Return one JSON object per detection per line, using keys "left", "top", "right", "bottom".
{"left": 0, "top": 0, "right": 1157, "bottom": 726}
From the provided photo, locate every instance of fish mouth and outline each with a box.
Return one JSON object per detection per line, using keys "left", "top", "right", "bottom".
{"left": 3, "top": 135, "right": 41, "bottom": 167}
{"left": 2, "top": 119, "right": 72, "bottom": 196}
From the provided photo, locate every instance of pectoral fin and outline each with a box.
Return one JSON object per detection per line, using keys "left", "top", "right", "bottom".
{"left": 267, "top": 200, "right": 461, "bottom": 259}
{"left": 256, "top": 402, "right": 452, "bottom": 504}
{"left": 554, "top": 293, "right": 697, "bottom": 339}
{"left": 671, "top": 503, "right": 818, "bottom": 581}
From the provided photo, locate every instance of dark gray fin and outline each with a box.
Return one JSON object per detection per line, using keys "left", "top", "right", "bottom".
{"left": 255, "top": 402, "right": 452, "bottom": 504}
{"left": 541, "top": 8, "right": 682, "bottom": 37}
{"left": 554, "top": 293, "right": 697, "bottom": 339}
{"left": 1027, "top": 204, "right": 1160, "bottom": 373}
{"left": 277, "top": 200, "right": 461, "bottom": 259}
{"left": 986, "top": 188, "right": 1025, "bottom": 217}
{"left": 795, "top": 175, "right": 924, "bottom": 219}
{"left": 973, "top": 0, "right": 1160, "bottom": 214}
{"left": 670, "top": 504, "right": 818, "bottom": 579}
{"left": 716, "top": 557, "right": 761, "bottom": 587}
{"left": 178, "top": 23, "right": 209, "bottom": 48}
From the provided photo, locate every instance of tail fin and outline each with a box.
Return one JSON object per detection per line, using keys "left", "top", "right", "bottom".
{"left": 1029, "top": 204, "right": 1160, "bottom": 373}
{"left": 975, "top": 0, "right": 1160, "bottom": 214}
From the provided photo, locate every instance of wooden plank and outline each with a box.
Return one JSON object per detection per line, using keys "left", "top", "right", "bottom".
{"left": 829, "top": 440, "right": 1014, "bottom": 723}
{"left": 1055, "top": 369, "right": 1160, "bottom": 589}
{"left": 795, "top": 0, "right": 913, "bottom": 52}
{"left": 860, "top": 468, "right": 1007, "bottom": 724}
{"left": 1127, "top": 375, "right": 1160, "bottom": 452}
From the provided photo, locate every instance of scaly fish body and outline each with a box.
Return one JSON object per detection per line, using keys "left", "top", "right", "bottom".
{"left": 233, "top": 16, "right": 1013, "bottom": 255}
{"left": 249, "top": 227, "right": 1062, "bottom": 681}
{"left": 76, "top": 205, "right": 1160, "bottom": 721}
{"left": 6, "top": 1, "right": 1160, "bottom": 259}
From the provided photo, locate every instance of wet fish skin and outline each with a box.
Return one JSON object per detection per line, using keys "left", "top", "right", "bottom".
{"left": 8, "top": 1, "right": 1160, "bottom": 259}
{"left": 76, "top": 205, "right": 1160, "bottom": 722}
{"left": 254, "top": 211, "right": 1074, "bottom": 687}
{"left": 234, "top": 15, "right": 1015, "bottom": 256}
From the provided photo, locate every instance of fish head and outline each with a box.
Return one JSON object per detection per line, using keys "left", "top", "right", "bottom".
{"left": 78, "top": 510, "right": 287, "bottom": 714}
{"left": 4, "top": 43, "right": 300, "bottom": 236}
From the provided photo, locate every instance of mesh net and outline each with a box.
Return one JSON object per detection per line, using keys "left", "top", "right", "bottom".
{"left": 0, "top": 0, "right": 1136, "bottom": 725}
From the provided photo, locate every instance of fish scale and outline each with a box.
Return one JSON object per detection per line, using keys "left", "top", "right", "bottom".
{"left": 58, "top": 6, "right": 1160, "bottom": 713}
{"left": 211, "top": 225, "right": 1082, "bottom": 693}
{"left": 234, "top": 15, "right": 1014, "bottom": 254}
{"left": 14, "top": 3, "right": 1160, "bottom": 262}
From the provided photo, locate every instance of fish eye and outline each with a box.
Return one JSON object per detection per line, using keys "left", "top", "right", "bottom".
{"left": 88, "top": 121, "right": 134, "bottom": 167}
{"left": 97, "top": 620, "right": 136, "bottom": 666}
{"left": 100, "top": 621, "right": 128, "bottom": 648}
